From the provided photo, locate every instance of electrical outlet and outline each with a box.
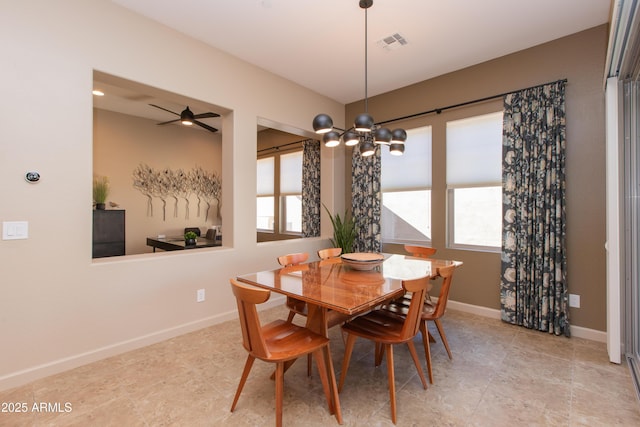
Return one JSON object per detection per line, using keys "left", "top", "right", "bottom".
{"left": 569, "top": 294, "right": 580, "bottom": 308}
{"left": 196, "top": 289, "right": 205, "bottom": 303}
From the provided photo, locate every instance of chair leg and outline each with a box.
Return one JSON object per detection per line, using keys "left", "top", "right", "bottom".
{"left": 307, "top": 354, "right": 312, "bottom": 377}
{"left": 406, "top": 341, "right": 428, "bottom": 389}
{"left": 374, "top": 342, "right": 384, "bottom": 366}
{"left": 434, "top": 319, "right": 452, "bottom": 359}
{"left": 231, "top": 355, "right": 255, "bottom": 412}
{"left": 322, "top": 345, "right": 343, "bottom": 424}
{"left": 286, "top": 310, "right": 296, "bottom": 323}
{"left": 384, "top": 344, "right": 397, "bottom": 425}
{"left": 338, "top": 333, "right": 356, "bottom": 392}
{"left": 275, "top": 362, "right": 284, "bottom": 427}
{"left": 419, "top": 321, "right": 433, "bottom": 384}
{"left": 313, "top": 349, "right": 333, "bottom": 414}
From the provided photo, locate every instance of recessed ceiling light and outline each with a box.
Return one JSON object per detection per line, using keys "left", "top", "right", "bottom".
{"left": 92, "top": 90, "right": 104, "bottom": 96}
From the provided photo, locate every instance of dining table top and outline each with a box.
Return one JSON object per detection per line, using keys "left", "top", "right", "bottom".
{"left": 236, "top": 253, "right": 462, "bottom": 317}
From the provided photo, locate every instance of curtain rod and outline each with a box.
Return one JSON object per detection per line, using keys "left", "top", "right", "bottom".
{"left": 376, "top": 78, "right": 568, "bottom": 127}
{"left": 257, "top": 138, "right": 310, "bottom": 154}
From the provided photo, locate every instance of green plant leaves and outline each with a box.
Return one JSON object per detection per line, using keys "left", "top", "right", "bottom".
{"left": 323, "top": 204, "right": 357, "bottom": 254}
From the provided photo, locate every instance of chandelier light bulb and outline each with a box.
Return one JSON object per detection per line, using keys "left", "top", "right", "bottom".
{"left": 323, "top": 131, "right": 341, "bottom": 147}
{"left": 389, "top": 143, "right": 405, "bottom": 156}
{"left": 343, "top": 130, "right": 360, "bottom": 146}
{"left": 354, "top": 113, "right": 374, "bottom": 132}
{"left": 391, "top": 128, "right": 407, "bottom": 144}
{"left": 374, "top": 127, "right": 392, "bottom": 145}
{"left": 361, "top": 139, "right": 376, "bottom": 156}
{"left": 313, "top": 114, "right": 334, "bottom": 134}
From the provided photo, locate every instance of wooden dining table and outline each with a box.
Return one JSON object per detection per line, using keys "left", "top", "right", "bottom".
{"left": 236, "top": 253, "right": 461, "bottom": 424}
{"left": 236, "top": 253, "right": 463, "bottom": 338}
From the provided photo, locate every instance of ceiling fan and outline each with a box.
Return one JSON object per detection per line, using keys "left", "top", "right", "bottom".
{"left": 149, "top": 104, "right": 220, "bottom": 133}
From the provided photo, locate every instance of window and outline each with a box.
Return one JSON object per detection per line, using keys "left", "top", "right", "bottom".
{"left": 256, "top": 150, "right": 303, "bottom": 235}
{"left": 257, "top": 157, "right": 275, "bottom": 231}
{"left": 279, "top": 151, "right": 302, "bottom": 233}
{"left": 446, "top": 112, "right": 503, "bottom": 250}
{"left": 381, "top": 126, "right": 432, "bottom": 244}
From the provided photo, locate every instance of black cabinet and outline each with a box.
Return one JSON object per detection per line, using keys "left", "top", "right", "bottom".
{"left": 93, "top": 210, "right": 125, "bottom": 258}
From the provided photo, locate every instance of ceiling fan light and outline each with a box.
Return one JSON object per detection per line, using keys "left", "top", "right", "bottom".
{"left": 354, "top": 113, "right": 374, "bottom": 132}
{"left": 323, "top": 131, "right": 341, "bottom": 147}
{"left": 180, "top": 107, "right": 194, "bottom": 125}
{"left": 374, "top": 127, "right": 392, "bottom": 144}
{"left": 343, "top": 130, "right": 360, "bottom": 146}
{"left": 389, "top": 142, "right": 405, "bottom": 156}
{"left": 361, "top": 139, "right": 376, "bottom": 156}
{"left": 391, "top": 128, "right": 407, "bottom": 143}
{"left": 313, "top": 114, "right": 334, "bottom": 134}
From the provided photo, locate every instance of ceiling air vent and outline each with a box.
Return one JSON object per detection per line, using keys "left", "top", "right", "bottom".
{"left": 377, "top": 33, "right": 408, "bottom": 51}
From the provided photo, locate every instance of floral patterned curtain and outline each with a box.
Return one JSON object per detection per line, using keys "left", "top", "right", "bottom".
{"left": 501, "top": 80, "right": 569, "bottom": 337}
{"left": 302, "top": 139, "right": 321, "bottom": 237}
{"left": 351, "top": 142, "right": 381, "bottom": 252}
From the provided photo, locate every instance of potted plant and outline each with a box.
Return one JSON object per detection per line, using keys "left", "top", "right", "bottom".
{"left": 184, "top": 231, "right": 198, "bottom": 246}
{"left": 93, "top": 176, "right": 110, "bottom": 210}
{"left": 323, "top": 204, "right": 357, "bottom": 254}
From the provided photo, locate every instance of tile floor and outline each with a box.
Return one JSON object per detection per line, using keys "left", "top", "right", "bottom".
{"left": 1, "top": 307, "right": 639, "bottom": 426}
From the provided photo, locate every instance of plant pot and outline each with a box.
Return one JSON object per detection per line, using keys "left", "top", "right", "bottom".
{"left": 96, "top": 203, "right": 106, "bottom": 210}
{"left": 185, "top": 238, "right": 197, "bottom": 246}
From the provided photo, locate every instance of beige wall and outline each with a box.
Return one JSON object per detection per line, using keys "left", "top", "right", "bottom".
{"left": 348, "top": 25, "right": 608, "bottom": 331}
{"left": 94, "top": 109, "right": 223, "bottom": 255}
{"left": 0, "top": 0, "right": 344, "bottom": 391}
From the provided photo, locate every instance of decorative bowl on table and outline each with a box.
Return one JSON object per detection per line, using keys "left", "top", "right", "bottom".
{"left": 340, "top": 252, "right": 384, "bottom": 271}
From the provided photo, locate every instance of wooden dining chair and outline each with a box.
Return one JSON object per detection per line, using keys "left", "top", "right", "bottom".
{"left": 277, "top": 252, "right": 310, "bottom": 324}
{"left": 338, "top": 276, "right": 429, "bottom": 425}
{"left": 381, "top": 264, "right": 456, "bottom": 384}
{"left": 403, "top": 244, "right": 437, "bottom": 258}
{"left": 277, "top": 253, "right": 313, "bottom": 375}
{"left": 317, "top": 247, "right": 342, "bottom": 263}
{"left": 403, "top": 244, "right": 437, "bottom": 304}
{"left": 229, "top": 279, "right": 342, "bottom": 427}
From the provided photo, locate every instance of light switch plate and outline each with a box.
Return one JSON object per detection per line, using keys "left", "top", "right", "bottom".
{"left": 569, "top": 294, "right": 580, "bottom": 308}
{"left": 2, "top": 221, "right": 29, "bottom": 240}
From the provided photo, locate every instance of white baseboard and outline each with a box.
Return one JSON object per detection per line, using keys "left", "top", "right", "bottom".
{"left": 446, "top": 299, "right": 607, "bottom": 343}
{"left": 0, "top": 297, "right": 284, "bottom": 392}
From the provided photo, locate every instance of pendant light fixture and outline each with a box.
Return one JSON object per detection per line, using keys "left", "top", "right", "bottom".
{"left": 312, "top": 0, "right": 406, "bottom": 156}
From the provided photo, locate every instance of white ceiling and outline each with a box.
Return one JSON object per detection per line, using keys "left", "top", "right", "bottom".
{"left": 109, "top": 0, "right": 611, "bottom": 105}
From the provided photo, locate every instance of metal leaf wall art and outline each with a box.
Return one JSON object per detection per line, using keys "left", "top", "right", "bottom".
{"left": 132, "top": 164, "right": 221, "bottom": 222}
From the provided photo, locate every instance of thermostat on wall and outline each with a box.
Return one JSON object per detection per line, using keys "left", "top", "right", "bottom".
{"left": 25, "top": 171, "right": 40, "bottom": 183}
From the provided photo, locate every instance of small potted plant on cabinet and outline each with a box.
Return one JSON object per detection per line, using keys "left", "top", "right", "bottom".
{"left": 184, "top": 231, "right": 198, "bottom": 246}
{"left": 93, "top": 176, "right": 110, "bottom": 210}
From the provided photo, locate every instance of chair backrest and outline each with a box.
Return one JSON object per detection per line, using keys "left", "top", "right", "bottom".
{"left": 205, "top": 228, "right": 217, "bottom": 240}
{"left": 431, "top": 265, "right": 455, "bottom": 318}
{"left": 318, "top": 247, "right": 342, "bottom": 260}
{"left": 277, "top": 252, "right": 309, "bottom": 267}
{"left": 404, "top": 244, "right": 437, "bottom": 258}
{"left": 399, "top": 276, "right": 429, "bottom": 340}
{"left": 230, "top": 279, "right": 271, "bottom": 359}
{"left": 184, "top": 227, "right": 201, "bottom": 237}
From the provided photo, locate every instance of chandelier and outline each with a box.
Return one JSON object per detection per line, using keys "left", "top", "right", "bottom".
{"left": 312, "top": 0, "right": 406, "bottom": 157}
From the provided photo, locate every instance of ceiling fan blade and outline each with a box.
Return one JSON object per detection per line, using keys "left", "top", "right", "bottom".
{"left": 157, "top": 119, "right": 180, "bottom": 125}
{"left": 194, "top": 120, "right": 218, "bottom": 133}
{"left": 149, "top": 104, "right": 179, "bottom": 116}
{"left": 193, "top": 112, "right": 220, "bottom": 119}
